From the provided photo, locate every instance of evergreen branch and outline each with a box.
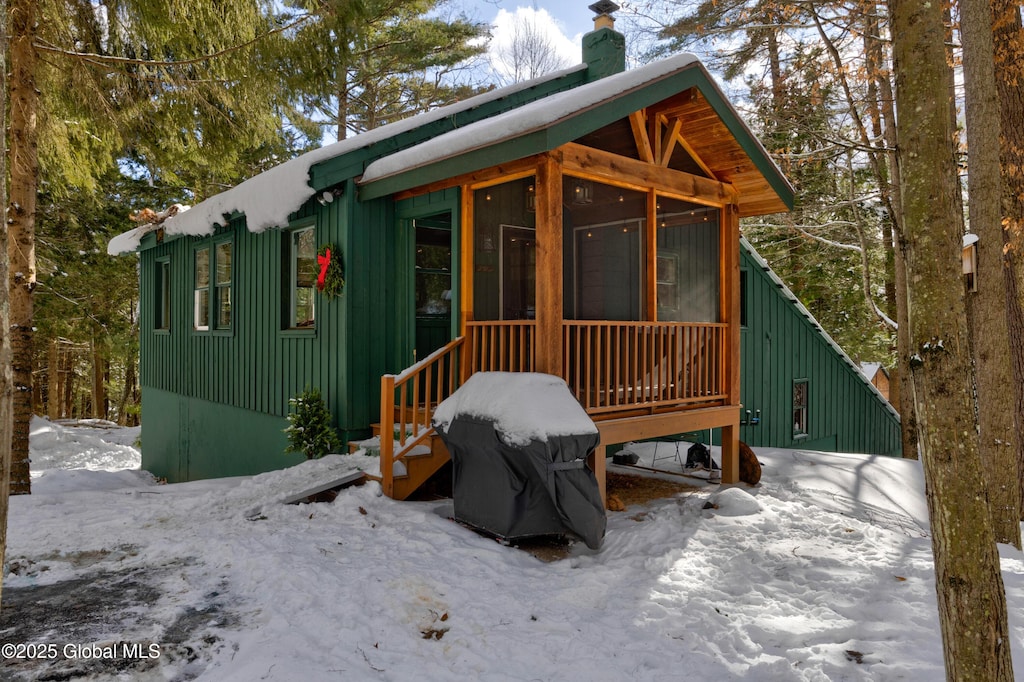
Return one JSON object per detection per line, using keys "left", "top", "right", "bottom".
{"left": 33, "top": 14, "right": 313, "bottom": 69}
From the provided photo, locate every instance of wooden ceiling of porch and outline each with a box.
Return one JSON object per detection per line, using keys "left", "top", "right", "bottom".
{"left": 574, "top": 88, "right": 789, "bottom": 218}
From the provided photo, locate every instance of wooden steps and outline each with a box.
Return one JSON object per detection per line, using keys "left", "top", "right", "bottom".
{"left": 348, "top": 422, "right": 451, "bottom": 500}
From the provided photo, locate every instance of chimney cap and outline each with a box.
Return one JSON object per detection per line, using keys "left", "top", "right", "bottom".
{"left": 589, "top": 0, "right": 620, "bottom": 18}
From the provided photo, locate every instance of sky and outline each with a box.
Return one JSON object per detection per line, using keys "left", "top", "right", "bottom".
{"left": 7, "top": 415, "right": 1024, "bottom": 680}
{"left": 459, "top": 1, "right": 600, "bottom": 68}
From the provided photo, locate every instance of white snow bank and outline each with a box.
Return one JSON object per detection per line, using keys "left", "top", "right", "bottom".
{"left": 107, "top": 65, "right": 587, "bottom": 254}
{"left": 29, "top": 416, "right": 142, "bottom": 475}
{"left": 8, "top": 421, "right": 1024, "bottom": 681}
{"left": 709, "top": 486, "right": 762, "bottom": 516}
{"left": 432, "top": 372, "right": 597, "bottom": 446}
{"left": 33, "top": 468, "right": 156, "bottom": 494}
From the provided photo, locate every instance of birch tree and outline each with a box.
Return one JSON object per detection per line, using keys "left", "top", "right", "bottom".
{"left": 890, "top": 0, "right": 1013, "bottom": 675}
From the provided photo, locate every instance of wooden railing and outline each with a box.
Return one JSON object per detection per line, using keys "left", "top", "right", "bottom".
{"left": 379, "top": 337, "right": 464, "bottom": 498}
{"left": 462, "top": 319, "right": 727, "bottom": 415}
{"left": 464, "top": 320, "right": 536, "bottom": 374}
{"left": 563, "top": 321, "right": 727, "bottom": 414}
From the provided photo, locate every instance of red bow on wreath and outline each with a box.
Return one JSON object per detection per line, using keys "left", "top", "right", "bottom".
{"left": 316, "top": 248, "right": 331, "bottom": 291}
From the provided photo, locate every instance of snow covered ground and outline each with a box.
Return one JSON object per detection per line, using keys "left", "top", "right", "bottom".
{"left": 4, "top": 418, "right": 1024, "bottom": 681}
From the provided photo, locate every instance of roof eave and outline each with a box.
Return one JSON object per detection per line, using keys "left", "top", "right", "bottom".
{"left": 358, "top": 62, "right": 794, "bottom": 214}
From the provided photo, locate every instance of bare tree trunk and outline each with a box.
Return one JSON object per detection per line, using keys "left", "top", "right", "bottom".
{"left": 961, "top": 0, "right": 1022, "bottom": 547}
{"left": 91, "top": 338, "right": 106, "bottom": 420}
{"left": 63, "top": 347, "right": 74, "bottom": 419}
{"left": 873, "top": 19, "right": 917, "bottom": 456}
{"left": 0, "top": 0, "right": 14, "bottom": 609}
{"left": 990, "top": 0, "right": 1024, "bottom": 522}
{"left": 337, "top": 66, "right": 348, "bottom": 141}
{"left": 890, "top": 0, "right": 1013, "bottom": 676}
{"left": 7, "top": 0, "right": 36, "bottom": 494}
{"left": 46, "top": 339, "right": 59, "bottom": 421}
{"left": 852, "top": 2, "right": 917, "bottom": 450}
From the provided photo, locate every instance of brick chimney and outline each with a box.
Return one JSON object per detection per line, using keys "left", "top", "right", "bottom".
{"left": 583, "top": 1, "right": 626, "bottom": 81}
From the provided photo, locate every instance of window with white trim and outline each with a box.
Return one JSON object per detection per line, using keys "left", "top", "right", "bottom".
{"left": 194, "top": 247, "right": 210, "bottom": 330}
{"left": 215, "top": 241, "right": 232, "bottom": 329}
{"left": 287, "top": 226, "right": 316, "bottom": 328}
{"left": 156, "top": 258, "right": 171, "bottom": 331}
{"left": 194, "top": 239, "right": 233, "bottom": 331}
{"left": 793, "top": 379, "right": 809, "bottom": 437}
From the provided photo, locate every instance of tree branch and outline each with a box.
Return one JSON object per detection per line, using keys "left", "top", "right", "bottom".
{"left": 33, "top": 14, "right": 312, "bottom": 69}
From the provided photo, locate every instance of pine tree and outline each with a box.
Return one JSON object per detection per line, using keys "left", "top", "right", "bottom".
{"left": 285, "top": 388, "right": 342, "bottom": 459}
{"left": 279, "top": 0, "right": 488, "bottom": 139}
{"left": 8, "top": 0, "right": 332, "bottom": 494}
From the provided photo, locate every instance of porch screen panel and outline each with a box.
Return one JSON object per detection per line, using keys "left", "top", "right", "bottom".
{"left": 655, "top": 197, "right": 720, "bottom": 323}
{"left": 564, "top": 179, "right": 646, "bottom": 321}
{"left": 472, "top": 177, "right": 537, "bottom": 321}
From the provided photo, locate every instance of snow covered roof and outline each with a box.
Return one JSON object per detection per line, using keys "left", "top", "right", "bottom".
{"left": 108, "top": 65, "right": 587, "bottom": 255}
{"left": 360, "top": 53, "right": 702, "bottom": 186}
{"left": 109, "top": 49, "right": 792, "bottom": 255}
{"left": 963, "top": 233, "right": 979, "bottom": 247}
{"left": 742, "top": 238, "right": 900, "bottom": 419}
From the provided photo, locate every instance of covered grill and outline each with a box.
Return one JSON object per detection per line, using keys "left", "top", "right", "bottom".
{"left": 433, "top": 372, "right": 606, "bottom": 549}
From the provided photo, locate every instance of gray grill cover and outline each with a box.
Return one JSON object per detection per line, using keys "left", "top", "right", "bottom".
{"left": 437, "top": 415, "right": 606, "bottom": 550}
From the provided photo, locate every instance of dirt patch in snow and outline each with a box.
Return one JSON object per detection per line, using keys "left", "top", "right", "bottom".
{"left": 0, "top": 559, "right": 238, "bottom": 681}
{"left": 606, "top": 471, "right": 700, "bottom": 509}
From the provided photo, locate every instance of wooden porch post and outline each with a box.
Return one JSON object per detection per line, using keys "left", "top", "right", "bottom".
{"left": 459, "top": 184, "right": 474, "bottom": 382}
{"left": 534, "top": 153, "right": 563, "bottom": 377}
{"left": 645, "top": 189, "right": 658, "bottom": 321}
{"left": 721, "top": 202, "right": 741, "bottom": 484}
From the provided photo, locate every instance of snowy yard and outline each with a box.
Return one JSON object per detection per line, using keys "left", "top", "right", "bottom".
{"left": 4, "top": 418, "right": 1024, "bottom": 681}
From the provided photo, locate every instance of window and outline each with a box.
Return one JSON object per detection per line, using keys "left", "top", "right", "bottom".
{"left": 740, "top": 269, "right": 748, "bottom": 328}
{"left": 793, "top": 379, "right": 809, "bottom": 437}
{"left": 287, "top": 226, "right": 316, "bottom": 329}
{"left": 194, "top": 247, "right": 210, "bottom": 330}
{"left": 655, "top": 197, "right": 719, "bottom": 322}
{"left": 416, "top": 222, "right": 452, "bottom": 318}
{"left": 215, "top": 242, "right": 232, "bottom": 329}
{"left": 194, "top": 240, "right": 232, "bottom": 331}
{"left": 156, "top": 258, "right": 171, "bottom": 331}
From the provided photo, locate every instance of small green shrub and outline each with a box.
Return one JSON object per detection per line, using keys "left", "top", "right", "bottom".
{"left": 284, "top": 387, "right": 341, "bottom": 459}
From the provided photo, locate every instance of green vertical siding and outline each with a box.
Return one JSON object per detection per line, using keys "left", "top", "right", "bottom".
{"left": 139, "top": 191, "right": 351, "bottom": 480}
{"left": 738, "top": 242, "right": 901, "bottom": 455}
{"left": 138, "top": 183, "right": 461, "bottom": 481}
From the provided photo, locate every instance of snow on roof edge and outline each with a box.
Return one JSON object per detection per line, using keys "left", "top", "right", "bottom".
{"left": 107, "top": 64, "right": 588, "bottom": 255}
{"left": 741, "top": 237, "right": 900, "bottom": 421}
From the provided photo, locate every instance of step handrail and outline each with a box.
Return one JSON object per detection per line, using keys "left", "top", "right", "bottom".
{"left": 379, "top": 336, "right": 465, "bottom": 497}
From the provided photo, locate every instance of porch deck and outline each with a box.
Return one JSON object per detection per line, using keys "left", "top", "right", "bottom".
{"left": 377, "top": 319, "right": 739, "bottom": 501}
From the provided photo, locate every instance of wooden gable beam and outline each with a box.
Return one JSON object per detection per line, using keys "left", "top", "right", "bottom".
{"left": 674, "top": 129, "right": 719, "bottom": 180}
{"left": 560, "top": 142, "right": 737, "bottom": 206}
{"left": 660, "top": 116, "right": 683, "bottom": 167}
{"left": 650, "top": 114, "right": 662, "bottom": 165}
{"left": 390, "top": 154, "right": 544, "bottom": 201}
{"left": 629, "top": 111, "right": 655, "bottom": 163}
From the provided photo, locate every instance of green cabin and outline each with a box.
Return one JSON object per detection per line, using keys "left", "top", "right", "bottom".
{"left": 736, "top": 241, "right": 900, "bottom": 455}
{"left": 109, "top": 11, "right": 897, "bottom": 499}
